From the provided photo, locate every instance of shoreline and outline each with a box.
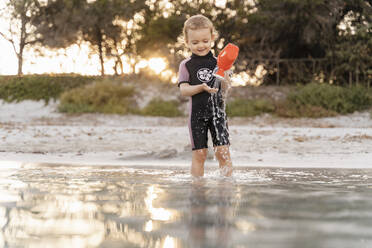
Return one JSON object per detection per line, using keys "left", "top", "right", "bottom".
{"left": 2, "top": 149, "right": 372, "bottom": 169}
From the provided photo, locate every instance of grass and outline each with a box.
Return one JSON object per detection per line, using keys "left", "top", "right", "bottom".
{"left": 2, "top": 75, "right": 372, "bottom": 118}
{"left": 58, "top": 79, "right": 137, "bottom": 114}
{"left": 226, "top": 98, "right": 275, "bottom": 117}
{"left": 141, "top": 98, "right": 183, "bottom": 117}
{"left": 275, "top": 83, "right": 372, "bottom": 118}
{"left": 0, "top": 75, "right": 95, "bottom": 103}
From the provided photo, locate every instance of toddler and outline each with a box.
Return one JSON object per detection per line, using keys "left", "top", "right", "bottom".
{"left": 178, "top": 14, "right": 233, "bottom": 177}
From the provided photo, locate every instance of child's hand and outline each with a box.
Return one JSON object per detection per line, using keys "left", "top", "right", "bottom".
{"left": 202, "top": 83, "right": 218, "bottom": 94}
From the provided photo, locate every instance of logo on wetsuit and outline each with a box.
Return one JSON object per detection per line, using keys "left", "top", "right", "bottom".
{"left": 197, "top": 68, "right": 213, "bottom": 83}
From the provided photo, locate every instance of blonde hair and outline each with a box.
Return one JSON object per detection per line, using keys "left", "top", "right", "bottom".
{"left": 183, "top": 14, "right": 218, "bottom": 43}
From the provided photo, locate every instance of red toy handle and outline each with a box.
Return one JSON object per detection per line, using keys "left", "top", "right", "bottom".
{"left": 214, "top": 43, "right": 239, "bottom": 80}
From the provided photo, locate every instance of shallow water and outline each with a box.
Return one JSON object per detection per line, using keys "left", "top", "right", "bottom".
{"left": 1, "top": 164, "right": 372, "bottom": 248}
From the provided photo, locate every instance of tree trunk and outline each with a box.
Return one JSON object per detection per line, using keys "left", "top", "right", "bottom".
{"left": 113, "top": 60, "right": 118, "bottom": 75}
{"left": 17, "top": 52, "right": 23, "bottom": 76}
{"left": 349, "top": 71, "right": 352, "bottom": 87}
{"left": 18, "top": 6, "right": 27, "bottom": 76}
{"left": 96, "top": 27, "right": 105, "bottom": 76}
{"left": 117, "top": 55, "right": 123, "bottom": 75}
{"left": 98, "top": 41, "right": 105, "bottom": 76}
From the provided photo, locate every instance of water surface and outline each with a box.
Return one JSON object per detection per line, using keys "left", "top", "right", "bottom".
{"left": 1, "top": 163, "right": 372, "bottom": 248}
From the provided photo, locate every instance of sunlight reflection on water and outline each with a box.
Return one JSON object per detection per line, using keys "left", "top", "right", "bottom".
{"left": 0, "top": 163, "right": 372, "bottom": 248}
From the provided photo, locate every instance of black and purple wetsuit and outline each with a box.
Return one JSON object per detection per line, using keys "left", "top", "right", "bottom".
{"left": 178, "top": 51, "right": 230, "bottom": 151}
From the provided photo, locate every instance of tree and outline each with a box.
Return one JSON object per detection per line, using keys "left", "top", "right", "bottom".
{"left": 0, "top": 0, "right": 43, "bottom": 75}
{"left": 330, "top": 15, "right": 372, "bottom": 85}
{"left": 31, "top": 0, "right": 84, "bottom": 48}
{"left": 33, "top": 0, "right": 146, "bottom": 76}
{"left": 231, "top": 0, "right": 371, "bottom": 85}
{"left": 135, "top": 0, "right": 245, "bottom": 71}
{"left": 329, "top": 0, "right": 372, "bottom": 85}
{"left": 135, "top": 0, "right": 185, "bottom": 72}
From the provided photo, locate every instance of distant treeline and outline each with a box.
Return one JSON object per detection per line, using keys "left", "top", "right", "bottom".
{"left": 1, "top": 0, "right": 371, "bottom": 85}
{"left": 1, "top": 75, "right": 372, "bottom": 118}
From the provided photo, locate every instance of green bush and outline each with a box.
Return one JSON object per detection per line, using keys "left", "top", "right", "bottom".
{"left": 58, "top": 81, "right": 137, "bottom": 114}
{"left": 226, "top": 98, "right": 275, "bottom": 117}
{"left": 276, "top": 83, "right": 372, "bottom": 118}
{"left": 141, "top": 98, "right": 183, "bottom": 117}
{"left": 0, "top": 75, "right": 95, "bottom": 103}
{"left": 275, "top": 101, "right": 338, "bottom": 118}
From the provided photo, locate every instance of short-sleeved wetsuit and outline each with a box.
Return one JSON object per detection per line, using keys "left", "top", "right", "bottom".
{"left": 178, "top": 51, "right": 230, "bottom": 150}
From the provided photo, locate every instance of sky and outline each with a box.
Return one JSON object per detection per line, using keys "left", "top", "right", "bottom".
{"left": 0, "top": 1, "right": 20, "bottom": 75}
{"left": 0, "top": 16, "right": 18, "bottom": 75}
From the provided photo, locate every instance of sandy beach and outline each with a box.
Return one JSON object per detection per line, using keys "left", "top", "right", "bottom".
{"left": 1, "top": 100, "right": 372, "bottom": 168}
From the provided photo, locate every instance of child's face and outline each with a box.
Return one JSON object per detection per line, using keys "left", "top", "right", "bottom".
{"left": 186, "top": 28, "right": 213, "bottom": 56}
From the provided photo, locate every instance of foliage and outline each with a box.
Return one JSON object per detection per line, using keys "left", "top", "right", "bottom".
{"left": 137, "top": 14, "right": 184, "bottom": 58}
{"left": 275, "top": 101, "right": 338, "bottom": 118}
{"left": 330, "top": 23, "right": 372, "bottom": 85}
{"left": 237, "top": 0, "right": 369, "bottom": 85}
{"left": 2, "top": 0, "right": 370, "bottom": 84}
{"left": 135, "top": 0, "right": 254, "bottom": 70}
{"left": 0, "top": 75, "right": 94, "bottom": 103}
{"left": 33, "top": 0, "right": 146, "bottom": 76}
{"left": 276, "top": 83, "right": 372, "bottom": 117}
{"left": 58, "top": 80, "right": 137, "bottom": 114}
{"left": 2, "top": 74, "right": 372, "bottom": 119}
{"left": 31, "top": 0, "right": 84, "bottom": 48}
{"left": 226, "top": 98, "right": 275, "bottom": 117}
{"left": 141, "top": 98, "right": 183, "bottom": 117}
{"left": 132, "top": 0, "right": 372, "bottom": 85}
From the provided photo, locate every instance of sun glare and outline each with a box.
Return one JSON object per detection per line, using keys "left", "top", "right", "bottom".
{"left": 231, "top": 65, "right": 267, "bottom": 86}
{"left": 162, "top": 235, "right": 177, "bottom": 248}
{"left": 24, "top": 44, "right": 104, "bottom": 75}
{"left": 135, "top": 60, "right": 148, "bottom": 73}
{"left": 144, "top": 185, "right": 173, "bottom": 222}
{"left": 148, "top": 57, "right": 167, "bottom": 74}
{"left": 215, "top": 0, "right": 227, "bottom": 8}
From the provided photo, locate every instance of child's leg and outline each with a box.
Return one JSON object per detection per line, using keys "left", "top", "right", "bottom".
{"left": 214, "top": 145, "right": 233, "bottom": 176}
{"left": 191, "top": 148, "right": 208, "bottom": 177}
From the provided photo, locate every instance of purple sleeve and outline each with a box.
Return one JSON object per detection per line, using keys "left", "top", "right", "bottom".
{"left": 178, "top": 59, "right": 190, "bottom": 87}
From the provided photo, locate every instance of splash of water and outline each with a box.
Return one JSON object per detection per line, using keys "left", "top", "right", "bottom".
{"left": 208, "top": 73, "right": 231, "bottom": 165}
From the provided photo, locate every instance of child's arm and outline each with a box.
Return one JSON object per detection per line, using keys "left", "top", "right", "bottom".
{"left": 180, "top": 83, "right": 218, "bottom": 97}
